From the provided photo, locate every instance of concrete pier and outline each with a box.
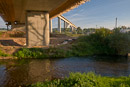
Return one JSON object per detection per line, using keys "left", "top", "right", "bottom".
{"left": 71, "top": 26, "right": 74, "bottom": 32}
{"left": 26, "top": 11, "right": 49, "bottom": 47}
{"left": 64, "top": 21, "right": 66, "bottom": 30}
{"left": 49, "top": 19, "right": 52, "bottom": 33}
{"left": 58, "top": 17, "right": 61, "bottom": 33}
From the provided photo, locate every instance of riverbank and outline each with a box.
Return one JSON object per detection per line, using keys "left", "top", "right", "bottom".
{"left": 30, "top": 72, "right": 130, "bottom": 87}
{"left": 0, "top": 28, "right": 130, "bottom": 59}
{"left": 0, "top": 31, "right": 77, "bottom": 59}
{"left": 14, "top": 28, "right": 130, "bottom": 59}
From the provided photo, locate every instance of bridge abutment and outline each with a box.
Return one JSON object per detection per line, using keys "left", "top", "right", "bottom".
{"left": 26, "top": 11, "right": 50, "bottom": 47}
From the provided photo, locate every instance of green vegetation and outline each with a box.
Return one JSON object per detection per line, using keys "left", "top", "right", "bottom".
{"left": 14, "top": 28, "right": 130, "bottom": 58}
{"left": 71, "top": 28, "right": 130, "bottom": 56}
{"left": 14, "top": 47, "right": 72, "bottom": 59}
{"left": 30, "top": 72, "right": 130, "bottom": 87}
{"left": 0, "top": 31, "right": 6, "bottom": 36}
{"left": 65, "top": 32, "right": 83, "bottom": 37}
{"left": 0, "top": 50, "right": 10, "bottom": 57}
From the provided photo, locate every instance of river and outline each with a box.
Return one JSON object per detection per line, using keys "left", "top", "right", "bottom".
{"left": 0, "top": 56, "right": 130, "bottom": 87}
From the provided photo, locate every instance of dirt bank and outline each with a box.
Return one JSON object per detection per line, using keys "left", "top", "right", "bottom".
{"left": 0, "top": 31, "right": 76, "bottom": 55}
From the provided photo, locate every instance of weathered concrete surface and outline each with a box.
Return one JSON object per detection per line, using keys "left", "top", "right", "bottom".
{"left": 49, "top": 19, "right": 52, "bottom": 33}
{"left": 26, "top": 11, "right": 49, "bottom": 46}
{"left": 58, "top": 17, "right": 61, "bottom": 33}
{"left": 58, "top": 15, "right": 77, "bottom": 29}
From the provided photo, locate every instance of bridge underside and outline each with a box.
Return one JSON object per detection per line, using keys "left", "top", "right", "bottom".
{"left": 0, "top": 0, "right": 89, "bottom": 47}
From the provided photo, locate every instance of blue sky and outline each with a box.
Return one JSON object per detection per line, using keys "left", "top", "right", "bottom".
{"left": 53, "top": 0, "right": 130, "bottom": 29}
{"left": 0, "top": 0, "right": 130, "bottom": 29}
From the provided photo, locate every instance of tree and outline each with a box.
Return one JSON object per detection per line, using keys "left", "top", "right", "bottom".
{"left": 77, "top": 27, "right": 83, "bottom": 34}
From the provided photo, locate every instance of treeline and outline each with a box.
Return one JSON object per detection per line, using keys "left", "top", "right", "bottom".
{"left": 76, "top": 26, "right": 130, "bottom": 34}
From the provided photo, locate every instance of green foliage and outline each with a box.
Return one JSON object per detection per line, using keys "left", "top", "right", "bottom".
{"left": 108, "top": 31, "right": 130, "bottom": 55}
{"left": 77, "top": 27, "right": 83, "bottom": 34}
{"left": 0, "top": 31, "right": 4, "bottom": 36}
{"left": 65, "top": 32, "right": 83, "bottom": 37}
{"left": 14, "top": 47, "right": 72, "bottom": 59}
{"left": 0, "top": 50, "right": 9, "bottom": 57}
{"left": 14, "top": 48, "right": 47, "bottom": 58}
{"left": 72, "top": 28, "right": 130, "bottom": 56}
{"left": 30, "top": 72, "right": 130, "bottom": 87}
{"left": 14, "top": 28, "right": 130, "bottom": 58}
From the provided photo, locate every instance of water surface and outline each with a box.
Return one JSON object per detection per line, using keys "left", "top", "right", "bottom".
{"left": 0, "top": 56, "right": 130, "bottom": 87}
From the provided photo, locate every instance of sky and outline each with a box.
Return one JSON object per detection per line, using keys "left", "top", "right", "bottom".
{"left": 0, "top": 0, "right": 130, "bottom": 29}
{"left": 53, "top": 0, "right": 130, "bottom": 29}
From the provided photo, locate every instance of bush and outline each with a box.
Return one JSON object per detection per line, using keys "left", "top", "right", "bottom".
{"left": 71, "top": 28, "right": 130, "bottom": 56}
{"left": 108, "top": 32, "right": 130, "bottom": 55}
{"left": 14, "top": 47, "right": 73, "bottom": 59}
{"left": 14, "top": 48, "right": 47, "bottom": 58}
{"left": 30, "top": 72, "right": 130, "bottom": 87}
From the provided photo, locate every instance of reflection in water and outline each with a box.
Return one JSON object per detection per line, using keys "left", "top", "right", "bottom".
{"left": 28, "top": 59, "right": 52, "bottom": 83}
{"left": 0, "top": 59, "right": 52, "bottom": 87}
{"left": 0, "top": 56, "right": 130, "bottom": 87}
{"left": 0, "top": 65, "right": 6, "bottom": 87}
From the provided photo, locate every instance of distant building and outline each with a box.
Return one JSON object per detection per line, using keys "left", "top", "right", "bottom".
{"left": 120, "top": 28, "right": 130, "bottom": 33}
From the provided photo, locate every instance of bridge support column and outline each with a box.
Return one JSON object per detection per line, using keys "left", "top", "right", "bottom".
{"left": 26, "top": 11, "right": 50, "bottom": 47}
{"left": 49, "top": 19, "right": 52, "bottom": 33}
{"left": 71, "top": 26, "right": 74, "bottom": 32}
{"left": 64, "top": 21, "right": 66, "bottom": 30}
{"left": 58, "top": 17, "right": 61, "bottom": 33}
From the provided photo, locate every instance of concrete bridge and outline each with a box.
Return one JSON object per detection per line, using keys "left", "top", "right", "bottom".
{"left": 49, "top": 15, "right": 77, "bottom": 33}
{"left": 0, "top": 0, "right": 89, "bottom": 47}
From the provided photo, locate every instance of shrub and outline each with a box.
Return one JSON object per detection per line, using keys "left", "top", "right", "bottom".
{"left": 108, "top": 32, "right": 130, "bottom": 55}
{"left": 14, "top": 47, "right": 73, "bottom": 58}
{"left": 14, "top": 48, "right": 47, "bottom": 58}
{"left": 71, "top": 28, "right": 130, "bottom": 56}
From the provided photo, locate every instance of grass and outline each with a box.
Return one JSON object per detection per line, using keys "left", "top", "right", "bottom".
{"left": 30, "top": 72, "right": 130, "bottom": 87}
